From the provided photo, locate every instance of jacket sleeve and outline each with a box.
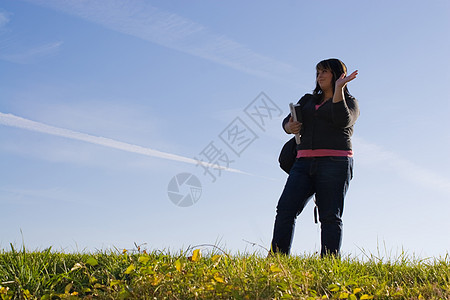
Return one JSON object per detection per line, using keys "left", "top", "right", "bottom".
{"left": 282, "top": 114, "right": 291, "bottom": 134}
{"left": 332, "top": 95, "right": 360, "bottom": 128}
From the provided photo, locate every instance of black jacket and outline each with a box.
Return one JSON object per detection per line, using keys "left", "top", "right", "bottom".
{"left": 282, "top": 93, "right": 359, "bottom": 151}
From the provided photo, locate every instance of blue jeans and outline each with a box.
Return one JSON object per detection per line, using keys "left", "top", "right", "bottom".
{"left": 271, "top": 156, "right": 353, "bottom": 256}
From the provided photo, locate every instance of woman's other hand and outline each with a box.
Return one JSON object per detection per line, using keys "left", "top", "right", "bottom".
{"left": 285, "top": 116, "right": 302, "bottom": 134}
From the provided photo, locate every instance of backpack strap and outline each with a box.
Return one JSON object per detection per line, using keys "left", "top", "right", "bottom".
{"left": 313, "top": 197, "right": 318, "bottom": 224}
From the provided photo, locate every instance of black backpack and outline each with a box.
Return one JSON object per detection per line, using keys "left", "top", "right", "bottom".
{"left": 278, "top": 136, "right": 297, "bottom": 174}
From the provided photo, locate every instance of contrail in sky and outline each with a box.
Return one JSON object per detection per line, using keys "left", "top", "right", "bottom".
{"left": 0, "top": 112, "right": 252, "bottom": 176}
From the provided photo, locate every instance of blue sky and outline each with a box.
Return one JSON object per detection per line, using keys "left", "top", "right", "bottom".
{"left": 1, "top": 0, "right": 450, "bottom": 258}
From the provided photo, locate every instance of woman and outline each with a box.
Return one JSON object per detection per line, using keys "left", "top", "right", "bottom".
{"left": 271, "top": 58, "right": 359, "bottom": 256}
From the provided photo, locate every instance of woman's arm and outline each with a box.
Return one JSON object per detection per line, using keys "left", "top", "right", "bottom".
{"left": 332, "top": 70, "right": 359, "bottom": 128}
{"left": 332, "top": 96, "right": 359, "bottom": 128}
{"left": 332, "top": 70, "right": 358, "bottom": 104}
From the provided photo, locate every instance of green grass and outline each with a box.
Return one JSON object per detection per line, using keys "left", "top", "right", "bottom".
{"left": 1, "top": 244, "right": 449, "bottom": 299}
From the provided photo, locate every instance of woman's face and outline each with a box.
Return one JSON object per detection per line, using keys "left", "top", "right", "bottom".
{"left": 316, "top": 68, "right": 334, "bottom": 92}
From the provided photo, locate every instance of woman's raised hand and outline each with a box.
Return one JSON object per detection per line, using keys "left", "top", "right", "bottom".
{"left": 335, "top": 70, "right": 358, "bottom": 89}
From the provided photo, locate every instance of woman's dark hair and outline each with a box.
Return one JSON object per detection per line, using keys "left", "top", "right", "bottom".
{"left": 313, "top": 58, "right": 352, "bottom": 101}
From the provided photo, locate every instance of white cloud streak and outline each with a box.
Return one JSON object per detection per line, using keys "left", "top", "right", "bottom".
{"left": 0, "top": 112, "right": 251, "bottom": 175}
{"left": 23, "top": 0, "right": 300, "bottom": 83}
{"left": 0, "top": 10, "right": 10, "bottom": 29}
{"left": 353, "top": 136, "right": 450, "bottom": 196}
{"left": 0, "top": 9, "right": 63, "bottom": 63}
{"left": 0, "top": 41, "right": 63, "bottom": 64}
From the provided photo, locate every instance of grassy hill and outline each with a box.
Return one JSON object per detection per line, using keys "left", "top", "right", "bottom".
{"left": 1, "top": 244, "right": 449, "bottom": 299}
